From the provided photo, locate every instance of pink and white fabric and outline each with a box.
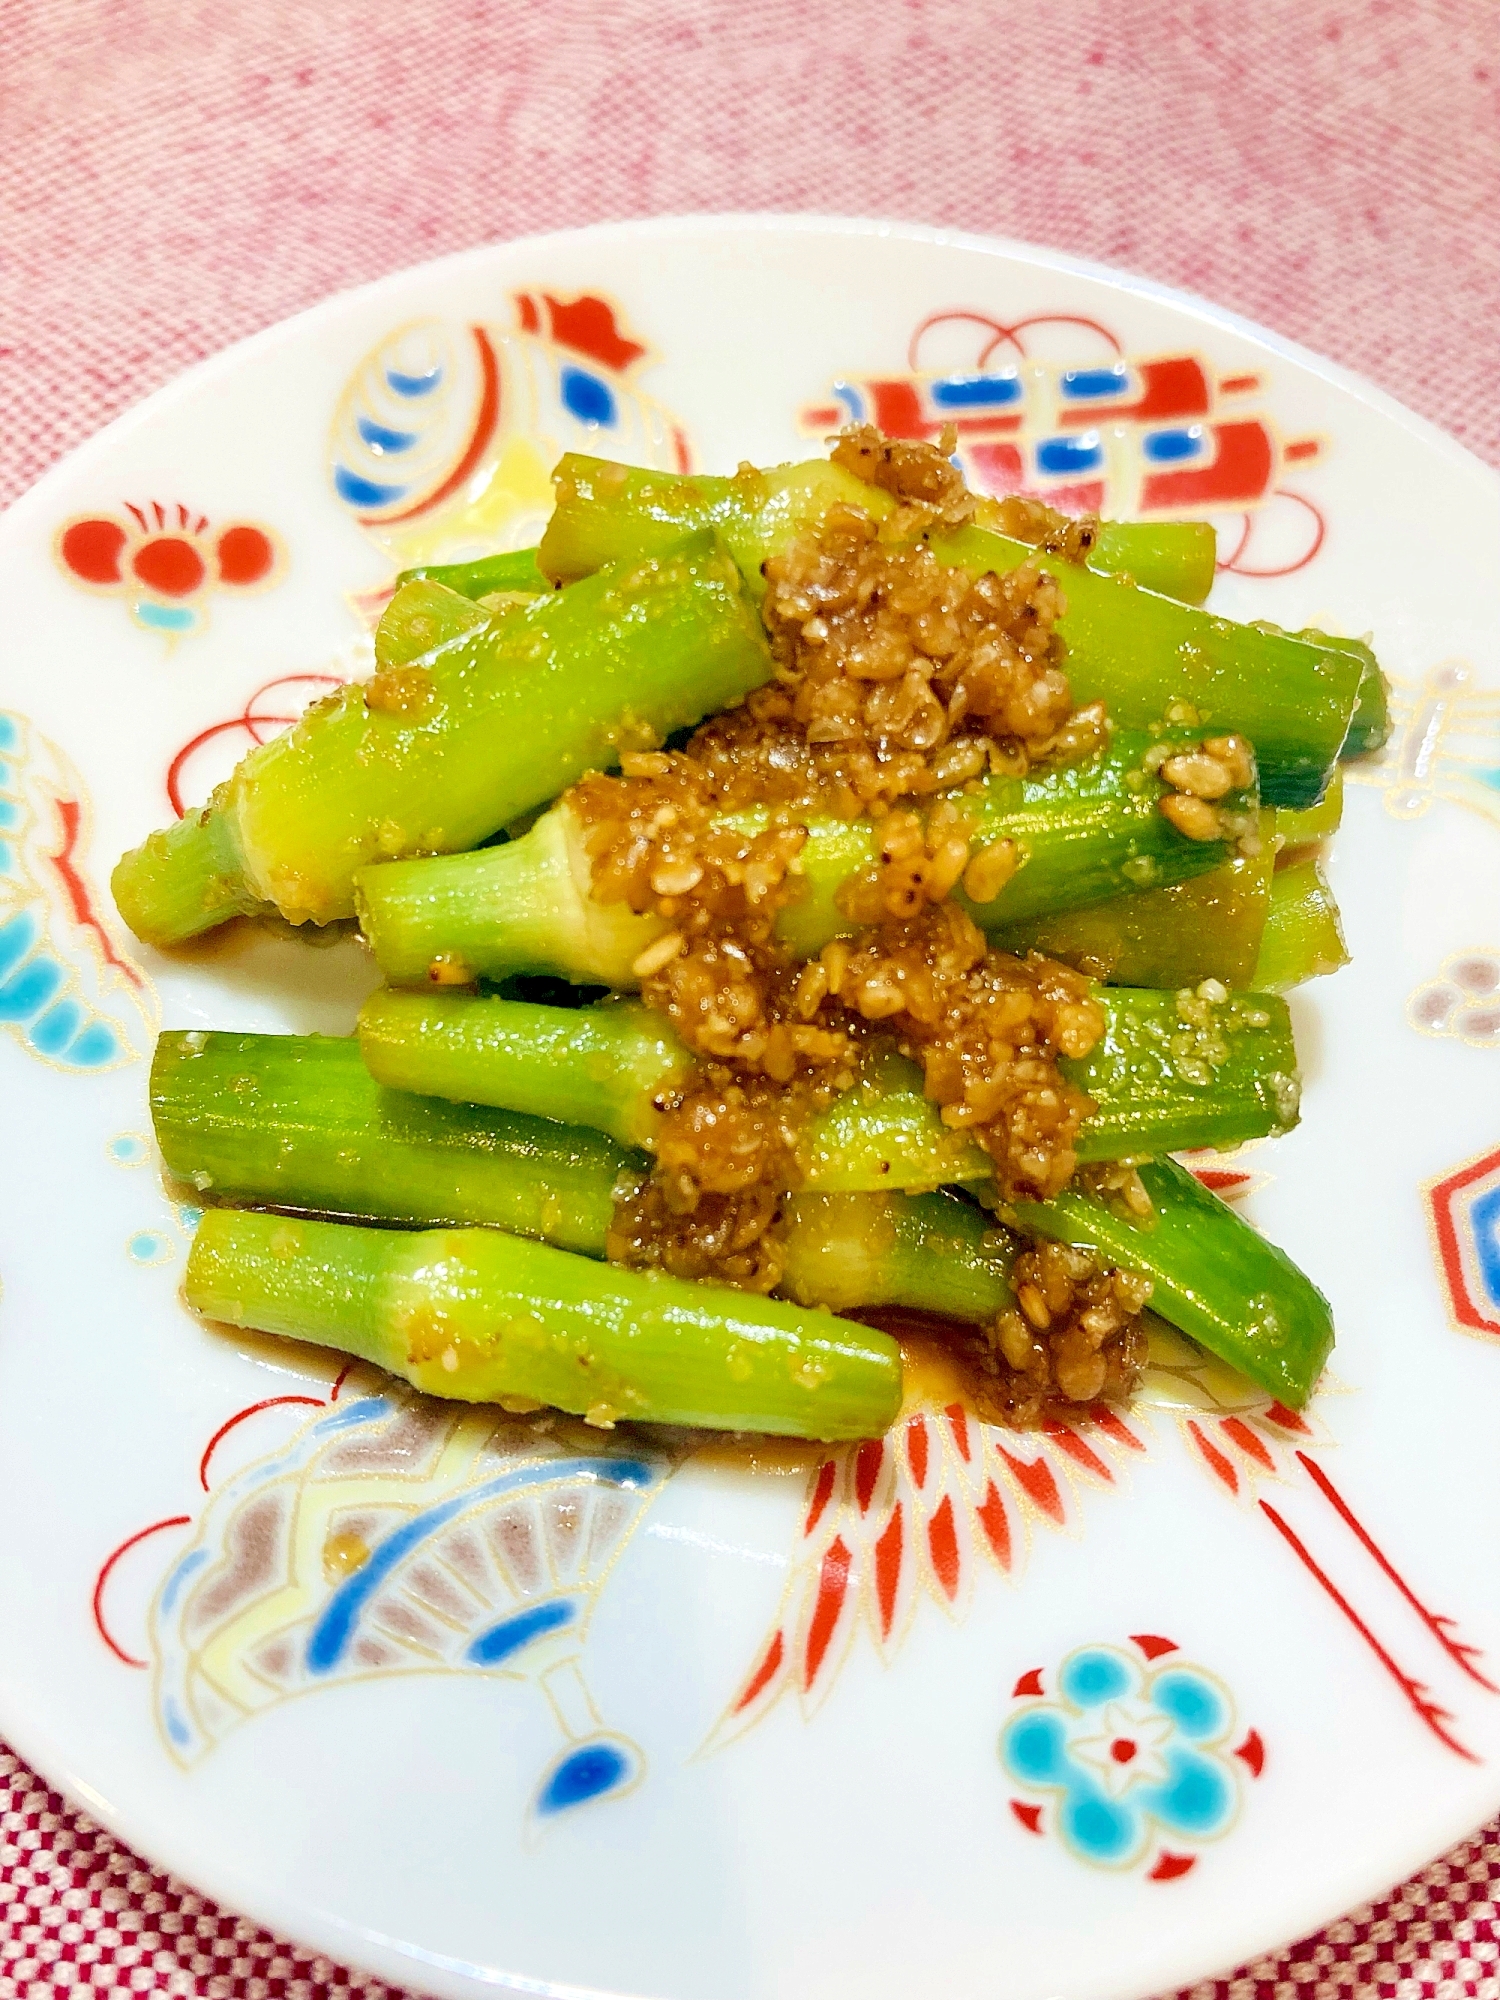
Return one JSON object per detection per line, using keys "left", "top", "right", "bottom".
{"left": 3, "top": 2, "right": 1499, "bottom": 1994}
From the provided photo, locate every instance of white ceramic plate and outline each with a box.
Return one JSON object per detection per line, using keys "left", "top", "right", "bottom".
{"left": 2, "top": 215, "right": 1499, "bottom": 2000}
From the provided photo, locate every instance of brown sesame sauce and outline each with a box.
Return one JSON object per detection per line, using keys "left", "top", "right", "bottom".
{"left": 569, "top": 430, "right": 1154, "bottom": 1422}
{"left": 854, "top": 1257, "right": 1149, "bottom": 1431}
{"left": 363, "top": 662, "right": 436, "bottom": 717}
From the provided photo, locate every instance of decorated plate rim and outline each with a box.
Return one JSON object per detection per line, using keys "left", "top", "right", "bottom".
{"left": 1, "top": 211, "right": 1497, "bottom": 2000}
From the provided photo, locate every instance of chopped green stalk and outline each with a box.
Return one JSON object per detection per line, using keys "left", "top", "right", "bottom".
{"left": 541, "top": 456, "right": 861, "bottom": 593}
{"left": 780, "top": 1190, "right": 1016, "bottom": 1320}
{"left": 1068, "top": 985, "right": 1299, "bottom": 1157}
{"left": 360, "top": 986, "right": 1300, "bottom": 1188}
{"left": 357, "top": 802, "right": 662, "bottom": 991}
{"left": 155, "top": 1028, "right": 1017, "bottom": 1329}
{"left": 1252, "top": 856, "right": 1349, "bottom": 993}
{"left": 113, "top": 533, "right": 772, "bottom": 945}
{"left": 1311, "top": 636, "right": 1389, "bottom": 757}
{"left": 357, "top": 728, "right": 1253, "bottom": 988}
{"left": 994, "top": 816, "right": 1275, "bottom": 990}
{"left": 541, "top": 456, "right": 1218, "bottom": 602}
{"left": 1346, "top": 663, "right": 1389, "bottom": 756}
{"left": 394, "top": 548, "right": 550, "bottom": 601}
{"left": 800, "top": 727, "right": 1255, "bottom": 939}
{"left": 1082, "top": 519, "right": 1217, "bottom": 603}
{"left": 106, "top": 801, "right": 263, "bottom": 941}
{"left": 933, "top": 524, "right": 1363, "bottom": 810}
{"left": 151, "top": 1030, "right": 642, "bottom": 1254}
{"left": 802, "top": 985, "right": 1299, "bottom": 1187}
{"left": 163, "top": 1029, "right": 1295, "bottom": 1377}
{"left": 1007, "top": 1156, "right": 1334, "bottom": 1406}
{"left": 185, "top": 1209, "right": 902, "bottom": 1439}
{"left": 1274, "top": 767, "right": 1343, "bottom": 848}
{"left": 359, "top": 991, "right": 692, "bottom": 1151}
{"left": 541, "top": 455, "right": 1365, "bottom": 806}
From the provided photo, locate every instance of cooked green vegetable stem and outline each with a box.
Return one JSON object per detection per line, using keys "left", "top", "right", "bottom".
{"left": 541, "top": 454, "right": 1368, "bottom": 807}
{"left": 1252, "top": 856, "right": 1350, "bottom": 993}
{"left": 355, "top": 726, "right": 1256, "bottom": 990}
{"left": 1010, "top": 1156, "right": 1334, "bottom": 1405}
{"left": 356, "top": 985, "right": 1302, "bottom": 1182}
{"left": 394, "top": 547, "right": 550, "bottom": 600}
{"left": 114, "top": 533, "right": 772, "bottom": 944}
{"left": 541, "top": 455, "right": 1219, "bottom": 603}
{"left": 156, "top": 1029, "right": 1322, "bottom": 1401}
{"left": 186, "top": 1208, "right": 903, "bottom": 1439}
{"left": 154, "top": 1032, "right": 1019, "bottom": 1324}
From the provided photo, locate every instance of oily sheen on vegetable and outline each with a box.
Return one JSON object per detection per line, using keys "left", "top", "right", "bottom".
{"left": 120, "top": 425, "right": 1372, "bottom": 1435}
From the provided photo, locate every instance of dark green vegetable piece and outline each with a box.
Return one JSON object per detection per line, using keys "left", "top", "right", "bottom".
{"left": 992, "top": 822, "right": 1275, "bottom": 991}
{"left": 1252, "top": 856, "right": 1349, "bottom": 993}
{"left": 1007, "top": 1155, "right": 1334, "bottom": 1406}
{"left": 540, "top": 454, "right": 1367, "bottom": 807}
{"left": 799, "top": 988, "right": 1301, "bottom": 1182}
{"left": 780, "top": 1190, "right": 1015, "bottom": 1321}
{"left": 933, "top": 523, "right": 1363, "bottom": 810}
{"left": 1066, "top": 985, "right": 1300, "bottom": 1160}
{"left": 1309, "top": 635, "right": 1389, "bottom": 757}
{"left": 154, "top": 1030, "right": 1019, "bottom": 1325}
{"left": 1084, "top": 517, "right": 1217, "bottom": 604}
{"left": 152, "top": 1029, "right": 637, "bottom": 1254}
{"left": 394, "top": 548, "right": 551, "bottom": 600}
{"left": 359, "top": 996, "right": 692, "bottom": 1152}
{"left": 1273, "top": 768, "right": 1343, "bottom": 849}
{"left": 369, "top": 573, "right": 494, "bottom": 670}
{"left": 357, "top": 985, "right": 1302, "bottom": 1184}
{"left": 158, "top": 1027, "right": 1328, "bottom": 1396}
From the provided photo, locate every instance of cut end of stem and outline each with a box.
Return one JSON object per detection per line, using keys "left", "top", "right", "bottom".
{"left": 113, "top": 805, "right": 259, "bottom": 947}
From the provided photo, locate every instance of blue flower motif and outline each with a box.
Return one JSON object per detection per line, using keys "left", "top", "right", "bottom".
{"left": 1000, "top": 1644, "right": 1244, "bottom": 1869}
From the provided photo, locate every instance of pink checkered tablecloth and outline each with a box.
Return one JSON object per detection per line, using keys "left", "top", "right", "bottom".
{"left": 3, "top": 3, "right": 1499, "bottom": 1995}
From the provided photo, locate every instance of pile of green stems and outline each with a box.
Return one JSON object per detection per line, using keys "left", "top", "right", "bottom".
{"left": 124, "top": 454, "right": 1366, "bottom": 1440}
